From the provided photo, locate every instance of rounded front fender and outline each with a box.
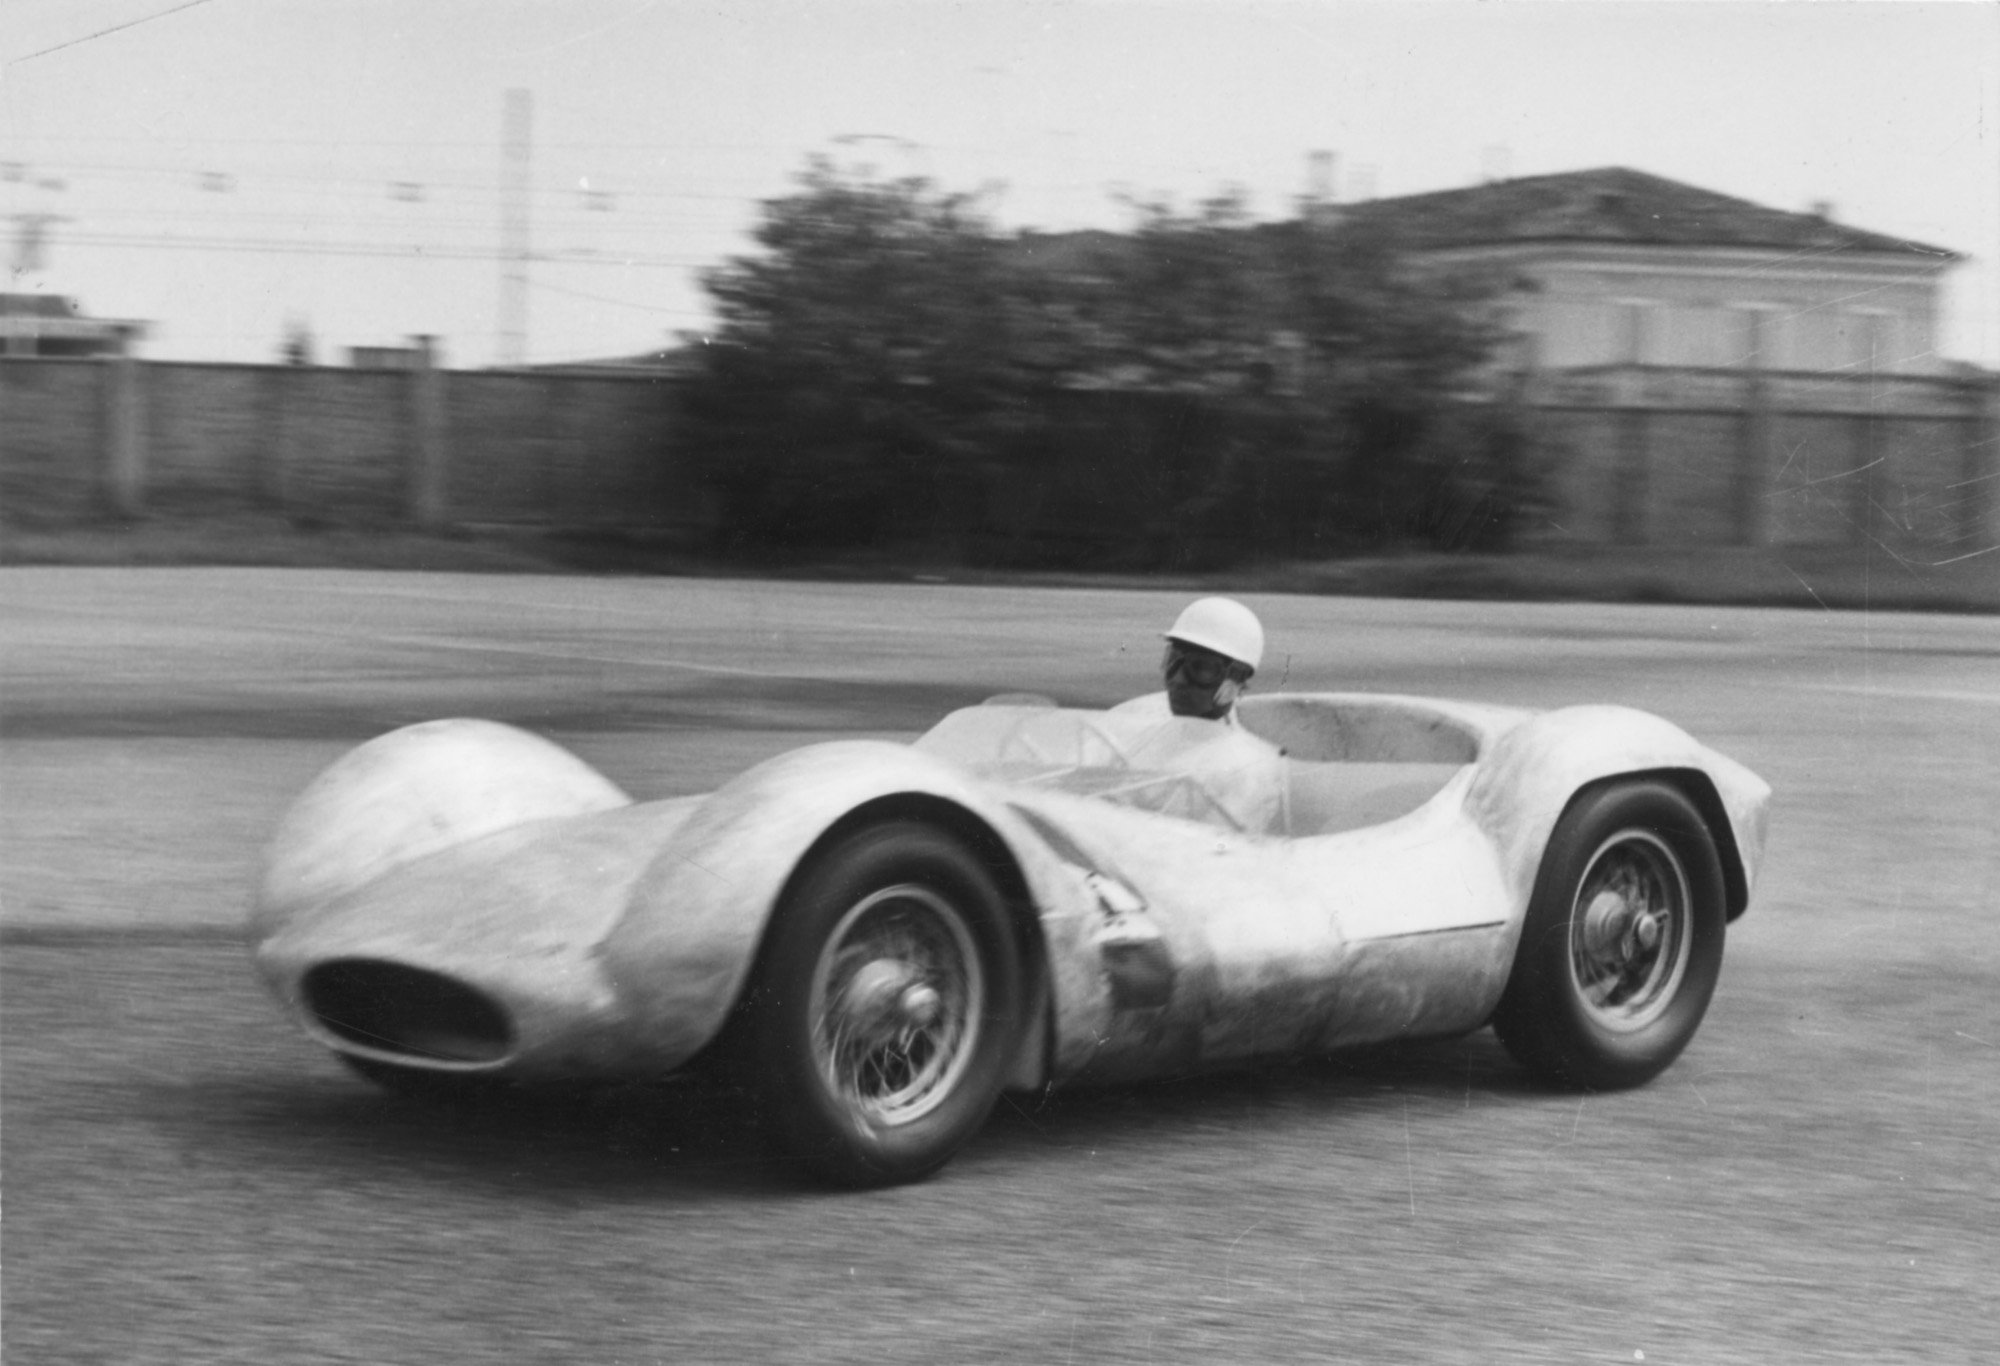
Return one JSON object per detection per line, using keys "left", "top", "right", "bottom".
{"left": 597, "top": 740, "right": 1083, "bottom": 1071}
{"left": 255, "top": 719, "right": 630, "bottom": 944}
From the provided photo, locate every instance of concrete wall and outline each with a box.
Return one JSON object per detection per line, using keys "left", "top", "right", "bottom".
{"left": 274, "top": 367, "right": 411, "bottom": 520}
{"left": 1764, "top": 414, "right": 1865, "bottom": 548}
{"left": 1877, "top": 418, "right": 1983, "bottom": 554}
{"left": 1640, "top": 411, "right": 1742, "bottom": 545}
{"left": 146, "top": 363, "right": 271, "bottom": 511}
{"left": 444, "top": 372, "right": 682, "bottom": 525}
{"left": 1, "top": 358, "right": 107, "bottom": 522}
{"left": 1524, "top": 364, "right": 1997, "bottom": 555}
{"left": 1, "top": 356, "right": 693, "bottom": 533}
{"left": 4, "top": 355, "right": 1994, "bottom": 557}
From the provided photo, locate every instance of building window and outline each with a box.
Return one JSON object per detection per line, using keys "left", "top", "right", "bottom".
{"left": 1730, "top": 304, "right": 1784, "bottom": 370}
{"left": 1839, "top": 309, "right": 1893, "bottom": 373}
{"left": 1612, "top": 299, "right": 1658, "bottom": 364}
{"left": 1652, "top": 304, "right": 1742, "bottom": 368}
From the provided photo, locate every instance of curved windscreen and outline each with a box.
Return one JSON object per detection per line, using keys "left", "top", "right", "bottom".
{"left": 915, "top": 706, "right": 1290, "bottom": 833}
{"left": 1235, "top": 695, "right": 1483, "bottom": 764}
{"left": 917, "top": 703, "right": 1468, "bottom": 838}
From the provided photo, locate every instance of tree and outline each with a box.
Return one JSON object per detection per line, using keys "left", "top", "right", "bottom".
{"left": 1005, "top": 190, "right": 1530, "bottom": 559}
{"left": 682, "top": 157, "right": 1044, "bottom": 552}
{"left": 1289, "top": 215, "right": 1532, "bottom": 547}
{"left": 680, "top": 158, "right": 1538, "bottom": 562}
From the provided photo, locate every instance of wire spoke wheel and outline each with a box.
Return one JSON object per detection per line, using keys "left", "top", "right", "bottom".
{"left": 810, "top": 885, "right": 983, "bottom": 1130}
{"left": 744, "top": 821, "right": 1024, "bottom": 1186}
{"left": 1567, "top": 830, "right": 1691, "bottom": 1032}
{"left": 1493, "top": 780, "right": 1727, "bottom": 1090}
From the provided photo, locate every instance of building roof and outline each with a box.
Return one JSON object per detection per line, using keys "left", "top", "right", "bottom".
{"left": 0, "top": 292, "right": 149, "bottom": 351}
{"left": 999, "top": 168, "right": 1960, "bottom": 285}
{"left": 521, "top": 345, "right": 696, "bottom": 376}
{"left": 1, "top": 292, "right": 81, "bottom": 318}
{"left": 1337, "top": 166, "right": 1958, "bottom": 261}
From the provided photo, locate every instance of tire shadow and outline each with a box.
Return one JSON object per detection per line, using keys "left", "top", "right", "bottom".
{"left": 173, "top": 1067, "right": 797, "bottom": 1200}
{"left": 182, "top": 1029, "right": 1550, "bottom": 1198}
{"left": 976, "top": 1028, "right": 1546, "bottom": 1155}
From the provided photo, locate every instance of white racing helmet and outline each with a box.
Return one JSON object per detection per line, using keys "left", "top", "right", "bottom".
{"left": 1165, "top": 597, "right": 1264, "bottom": 673}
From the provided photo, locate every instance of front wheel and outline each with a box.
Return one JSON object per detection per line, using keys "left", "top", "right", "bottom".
{"left": 1492, "top": 780, "right": 1726, "bottom": 1090}
{"left": 740, "top": 822, "right": 1025, "bottom": 1186}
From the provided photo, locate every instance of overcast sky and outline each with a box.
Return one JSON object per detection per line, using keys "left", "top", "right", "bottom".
{"left": 4, "top": 0, "right": 1995, "bottom": 368}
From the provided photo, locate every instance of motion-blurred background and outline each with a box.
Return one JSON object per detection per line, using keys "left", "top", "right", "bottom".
{"left": 5, "top": 8, "right": 1998, "bottom": 1359}
{"left": 3, "top": 1, "right": 1997, "bottom": 599}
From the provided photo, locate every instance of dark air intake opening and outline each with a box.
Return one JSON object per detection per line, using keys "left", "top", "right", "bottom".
{"left": 302, "top": 960, "right": 514, "bottom": 1063}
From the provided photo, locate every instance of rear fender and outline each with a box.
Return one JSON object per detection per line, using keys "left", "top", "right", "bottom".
{"left": 1466, "top": 706, "right": 1772, "bottom": 921}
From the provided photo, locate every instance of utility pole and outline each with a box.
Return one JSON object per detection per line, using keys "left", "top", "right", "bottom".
{"left": 8, "top": 163, "right": 71, "bottom": 289}
{"left": 1303, "top": 150, "right": 1340, "bottom": 228}
{"left": 497, "top": 88, "right": 532, "bottom": 368}
{"left": 1307, "top": 150, "right": 1337, "bottom": 204}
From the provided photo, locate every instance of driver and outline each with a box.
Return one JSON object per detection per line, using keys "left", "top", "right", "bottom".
{"left": 1116, "top": 596, "right": 1267, "bottom": 726}
{"left": 1106, "top": 596, "right": 1286, "bottom": 831}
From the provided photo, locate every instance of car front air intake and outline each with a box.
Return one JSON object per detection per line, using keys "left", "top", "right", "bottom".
{"left": 302, "top": 960, "right": 514, "bottom": 1064}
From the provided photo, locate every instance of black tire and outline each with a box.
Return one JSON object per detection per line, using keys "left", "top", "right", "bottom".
{"left": 739, "top": 821, "right": 1024, "bottom": 1187}
{"left": 1491, "top": 780, "right": 1726, "bottom": 1090}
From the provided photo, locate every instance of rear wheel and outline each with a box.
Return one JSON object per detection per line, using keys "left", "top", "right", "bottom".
{"left": 1492, "top": 781, "right": 1726, "bottom": 1089}
{"left": 740, "top": 822, "right": 1024, "bottom": 1186}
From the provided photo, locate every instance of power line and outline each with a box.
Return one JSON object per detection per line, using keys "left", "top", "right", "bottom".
{"left": 8, "top": 132, "right": 1069, "bottom": 156}
{"left": 69, "top": 207, "right": 747, "bottom": 236}
{"left": 526, "top": 277, "right": 708, "bottom": 316}
{"left": 6, "top": 0, "right": 219, "bottom": 66}
{"left": 9, "top": 144, "right": 1196, "bottom": 197}
{"left": 8, "top": 157, "right": 777, "bottom": 203}
{"left": 497, "top": 88, "right": 532, "bottom": 368}
{"left": 56, "top": 230, "right": 714, "bottom": 267}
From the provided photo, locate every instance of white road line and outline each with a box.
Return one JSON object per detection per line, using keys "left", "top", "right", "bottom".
{"left": 1800, "top": 683, "right": 2000, "bottom": 706}
{"left": 364, "top": 632, "right": 806, "bottom": 678}
{"left": 290, "top": 578, "right": 958, "bottom": 633}
{"left": 0, "top": 594, "right": 812, "bottom": 679}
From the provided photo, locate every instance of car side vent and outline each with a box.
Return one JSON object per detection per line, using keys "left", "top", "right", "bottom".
{"left": 302, "top": 960, "right": 514, "bottom": 1064}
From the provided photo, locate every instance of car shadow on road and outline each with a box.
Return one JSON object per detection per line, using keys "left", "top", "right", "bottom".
{"left": 183, "top": 1067, "right": 796, "bottom": 1200}
{"left": 976, "top": 1028, "right": 1542, "bottom": 1153}
{"left": 186, "top": 1029, "right": 1545, "bottom": 1198}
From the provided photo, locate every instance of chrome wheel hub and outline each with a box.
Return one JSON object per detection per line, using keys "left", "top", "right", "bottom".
{"left": 1568, "top": 830, "right": 1691, "bottom": 1032}
{"left": 810, "top": 885, "right": 982, "bottom": 1129}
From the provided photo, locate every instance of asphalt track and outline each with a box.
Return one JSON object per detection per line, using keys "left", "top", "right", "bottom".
{"left": 3, "top": 568, "right": 1995, "bottom": 1365}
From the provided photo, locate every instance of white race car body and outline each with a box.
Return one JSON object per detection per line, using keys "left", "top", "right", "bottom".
{"left": 252, "top": 693, "right": 1770, "bottom": 1100}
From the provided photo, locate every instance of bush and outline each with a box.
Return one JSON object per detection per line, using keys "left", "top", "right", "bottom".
{"left": 678, "top": 158, "right": 1522, "bottom": 567}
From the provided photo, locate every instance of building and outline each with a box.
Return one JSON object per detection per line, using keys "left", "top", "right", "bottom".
{"left": 1329, "top": 168, "right": 1990, "bottom": 553}
{"left": 1341, "top": 166, "right": 1959, "bottom": 377}
{"left": 0, "top": 292, "right": 149, "bottom": 358}
{"left": 1022, "top": 167, "right": 1990, "bottom": 551}
{"left": 346, "top": 337, "right": 440, "bottom": 370}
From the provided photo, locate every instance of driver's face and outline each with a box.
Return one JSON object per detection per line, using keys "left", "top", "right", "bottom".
{"left": 1163, "top": 642, "right": 1236, "bottom": 719}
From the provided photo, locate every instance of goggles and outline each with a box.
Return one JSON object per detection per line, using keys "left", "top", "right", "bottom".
{"left": 1163, "top": 642, "right": 1233, "bottom": 690}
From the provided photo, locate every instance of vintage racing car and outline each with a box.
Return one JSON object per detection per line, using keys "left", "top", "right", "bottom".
{"left": 251, "top": 692, "right": 1771, "bottom": 1185}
